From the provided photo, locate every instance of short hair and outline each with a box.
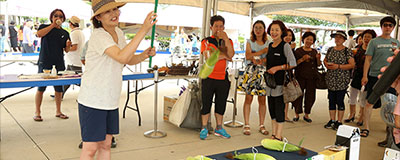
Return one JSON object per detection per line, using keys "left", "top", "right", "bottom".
{"left": 10, "top": 21, "right": 15, "bottom": 25}
{"left": 348, "top": 30, "right": 355, "bottom": 36}
{"left": 49, "top": 9, "right": 66, "bottom": 23}
{"left": 92, "top": 18, "right": 103, "bottom": 28}
{"left": 301, "top": 31, "right": 316, "bottom": 43}
{"left": 286, "top": 29, "right": 295, "bottom": 42}
{"left": 267, "top": 20, "right": 287, "bottom": 39}
{"left": 250, "top": 20, "right": 268, "bottom": 43}
{"left": 210, "top": 15, "right": 225, "bottom": 26}
{"left": 380, "top": 16, "right": 396, "bottom": 27}
{"left": 86, "top": 23, "right": 91, "bottom": 28}
{"left": 361, "top": 29, "right": 377, "bottom": 39}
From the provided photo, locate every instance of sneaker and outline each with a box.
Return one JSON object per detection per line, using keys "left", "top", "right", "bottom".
{"left": 200, "top": 128, "right": 209, "bottom": 140}
{"left": 324, "top": 120, "right": 335, "bottom": 129}
{"left": 214, "top": 128, "right": 231, "bottom": 139}
{"left": 333, "top": 121, "right": 342, "bottom": 130}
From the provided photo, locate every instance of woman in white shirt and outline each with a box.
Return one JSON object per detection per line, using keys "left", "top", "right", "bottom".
{"left": 77, "top": 0, "right": 157, "bottom": 159}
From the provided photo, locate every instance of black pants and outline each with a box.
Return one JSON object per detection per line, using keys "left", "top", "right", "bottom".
{"left": 63, "top": 65, "right": 82, "bottom": 96}
{"left": 268, "top": 95, "right": 285, "bottom": 123}
{"left": 201, "top": 77, "right": 230, "bottom": 115}
{"left": 328, "top": 90, "right": 346, "bottom": 111}
{"left": 293, "top": 77, "right": 316, "bottom": 114}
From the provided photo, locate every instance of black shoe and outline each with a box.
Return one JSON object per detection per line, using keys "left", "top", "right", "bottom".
{"left": 78, "top": 141, "right": 83, "bottom": 149}
{"left": 333, "top": 121, "right": 343, "bottom": 130}
{"left": 111, "top": 137, "right": 117, "bottom": 148}
{"left": 344, "top": 117, "right": 355, "bottom": 123}
{"left": 293, "top": 117, "right": 299, "bottom": 122}
{"left": 303, "top": 117, "right": 312, "bottom": 123}
{"left": 356, "top": 121, "right": 363, "bottom": 126}
{"left": 378, "top": 140, "right": 387, "bottom": 147}
{"left": 324, "top": 120, "right": 335, "bottom": 129}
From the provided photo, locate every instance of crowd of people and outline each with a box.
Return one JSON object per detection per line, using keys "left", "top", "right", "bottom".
{"left": 2, "top": 0, "right": 399, "bottom": 158}
{"left": 234, "top": 16, "right": 400, "bottom": 150}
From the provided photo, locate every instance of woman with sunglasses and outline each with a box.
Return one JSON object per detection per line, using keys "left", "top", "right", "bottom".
{"left": 34, "top": 9, "right": 71, "bottom": 122}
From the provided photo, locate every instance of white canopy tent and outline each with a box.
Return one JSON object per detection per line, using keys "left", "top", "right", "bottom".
{"left": 2, "top": 0, "right": 92, "bottom": 20}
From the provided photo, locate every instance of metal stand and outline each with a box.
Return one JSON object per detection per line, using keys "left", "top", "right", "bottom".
{"left": 144, "top": 71, "right": 167, "bottom": 138}
{"left": 224, "top": 69, "right": 243, "bottom": 128}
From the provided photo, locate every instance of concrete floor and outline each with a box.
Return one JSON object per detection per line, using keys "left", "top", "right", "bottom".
{"left": 0, "top": 79, "right": 389, "bottom": 160}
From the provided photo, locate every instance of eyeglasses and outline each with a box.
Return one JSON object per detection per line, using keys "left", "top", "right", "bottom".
{"left": 53, "top": 14, "right": 64, "bottom": 19}
{"left": 383, "top": 23, "right": 394, "bottom": 28}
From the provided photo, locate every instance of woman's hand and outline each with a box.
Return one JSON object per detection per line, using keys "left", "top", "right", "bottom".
{"left": 142, "top": 11, "right": 157, "bottom": 31}
{"left": 267, "top": 66, "right": 281, "bottom": 75}
{"left": 362, "top": 76, "right": 368, "bottom": 86}
{"left": 142, "top": 47, "right": 156, "bottom": 59}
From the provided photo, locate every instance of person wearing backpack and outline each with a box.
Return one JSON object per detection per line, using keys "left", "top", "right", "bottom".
{"left": 323, "top": 31, "right": 355, "bottom": 130}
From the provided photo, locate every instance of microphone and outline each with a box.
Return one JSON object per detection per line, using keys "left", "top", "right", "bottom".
{"left": 367, "top": 50, "right": 400, "bottom": 105}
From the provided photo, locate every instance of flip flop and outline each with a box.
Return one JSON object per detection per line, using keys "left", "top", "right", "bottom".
{"left": 55, "top": 113, "right": 69, "bottom": 119}
{"left": 33, "top": 116, "right": 43, "bottom": 122}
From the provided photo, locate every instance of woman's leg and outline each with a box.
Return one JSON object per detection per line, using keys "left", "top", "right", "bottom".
{"left": 97, "top": 134, "right": 113, "bottom": 160}
{"left": 258, "top": 96, "right": 267, "bottom": 126}
{"left": 243, "top": 94, "right": 253, "bottom": 126}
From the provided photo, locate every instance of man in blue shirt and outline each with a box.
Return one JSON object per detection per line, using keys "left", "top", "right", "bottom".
{"left": 361, "top": 16, "right": 400, "bottom": 138}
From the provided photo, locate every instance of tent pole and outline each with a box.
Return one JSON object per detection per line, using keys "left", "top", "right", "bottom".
{"left": 212, "top": 0, "right": 218, "bottom": 16}
{"left": 249, "top": 2, "right": 254, "bottom": 30}
{"left": 345, "top": 14, "right": 350, "bottom": 33}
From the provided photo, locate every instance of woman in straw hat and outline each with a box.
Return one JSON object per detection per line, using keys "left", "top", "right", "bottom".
{"left": 77, "top": 0, "right": 157, "bottom": 159}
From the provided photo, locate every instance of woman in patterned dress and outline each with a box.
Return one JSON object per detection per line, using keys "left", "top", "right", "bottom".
{"left": 323, "top": 31, "right": 355, "bottom": 130}
{"left": 238, "top": 20, "right": 271, "bottom": 135}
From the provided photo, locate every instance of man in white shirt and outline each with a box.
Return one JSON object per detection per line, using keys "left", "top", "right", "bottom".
{"left": 63, "top": 16, "right": 85, "bottom": 97}
{"left": 344, "top": 30, "right": 356, "bottom": 49}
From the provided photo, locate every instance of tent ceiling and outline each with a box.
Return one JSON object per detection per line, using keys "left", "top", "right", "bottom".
{"left": 118, "top": 0, "right": 400, "bottom": 25}
{"left": 267, "top": 8, "right": 387, "bottom": 25}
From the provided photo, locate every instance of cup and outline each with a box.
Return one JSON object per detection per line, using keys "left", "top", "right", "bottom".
{"left": 43, "top": 69, "right": 51, "bottom": 74}
{"left": 56, "top": 19, "right": 62, "bottom": 26}
{"left": 253, "top": 56, "right": 261, "bottom": 64}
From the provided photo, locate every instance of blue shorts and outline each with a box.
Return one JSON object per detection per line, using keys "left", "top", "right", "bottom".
{"left": 78, "top": 103, "right": 119, "bottom": 142}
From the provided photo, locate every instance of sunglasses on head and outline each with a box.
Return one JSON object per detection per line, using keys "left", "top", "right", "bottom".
{"left": 54, "top": 14, "right": 64, "bottom": 19}
{"left": 383, "top": 23, "right": 394, "bottom": 27}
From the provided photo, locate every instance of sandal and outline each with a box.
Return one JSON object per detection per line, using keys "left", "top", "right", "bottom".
{"left": 360, "top": 129, "right": 369, "bottom": 137}
{"left": 271, "top": 135, "right": 282, "bottom": 141}
{"left": 33, "top": 116, "right": 43, "bottom": 122}
{"left": 259, "top": 125, "right": 269, "bottom": 135}
{"left": 55, "top": 113, "right": 69, "bottom": 119}
{"left": 243, "top": 125, "right": 251, "bottom": 135}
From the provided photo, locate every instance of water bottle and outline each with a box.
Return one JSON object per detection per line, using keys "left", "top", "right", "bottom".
{"left": 51, "top": 65, "right": 57, "bottom": 76}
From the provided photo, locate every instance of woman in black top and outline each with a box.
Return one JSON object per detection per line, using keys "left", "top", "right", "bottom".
{"left": 8, "top": 21, "right": 20, "bottom": 52}
{"left": 345, "top": 30, "right": 376, "bottom": 126}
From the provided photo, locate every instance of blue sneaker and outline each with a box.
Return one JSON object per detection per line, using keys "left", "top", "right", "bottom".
{"left": 214, "top": 128, "right": 231, "bottom": 138}
{"left": 200, "top": 128, "right": 208, "bottom": 140}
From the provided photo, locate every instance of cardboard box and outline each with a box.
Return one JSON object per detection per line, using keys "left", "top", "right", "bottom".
{"left": 164, "top": 95, "right": 178, "bottom": 121}
{"left": 335, "top": 125, "right": 360, "bottom": 160}
{"left": 383, "top": 148, "right": 400, "bottom": 160}
{"left": 319, "top": 149, "right": 346, "bottom": 160}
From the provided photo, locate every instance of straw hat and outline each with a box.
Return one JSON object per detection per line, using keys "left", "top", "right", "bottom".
{"left": 69, "top": 16, "right": 81, "bottom": 25}
{"left": 330, "top": 31, "right": 347, "bottom": 40}
{"left": 91, "top": 0, "right": 126, "bottom": 20}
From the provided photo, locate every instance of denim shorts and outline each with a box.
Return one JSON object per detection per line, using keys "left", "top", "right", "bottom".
{"left": 78, "top": 103, "right": 119, "bottom": 142}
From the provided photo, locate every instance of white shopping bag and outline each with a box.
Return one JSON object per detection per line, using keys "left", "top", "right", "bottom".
{"left": 169, "top": 89, "right": 191, "bottom": 127}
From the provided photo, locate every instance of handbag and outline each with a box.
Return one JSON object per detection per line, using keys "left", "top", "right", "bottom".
{"left": 264, "top": 72, "right": 277, "bottom": 89}
{"left": 283, "top": 70, "right": 303, "bottom": 103}
{"left": 316, "top": 66, "right": 328, "bottom": 89}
